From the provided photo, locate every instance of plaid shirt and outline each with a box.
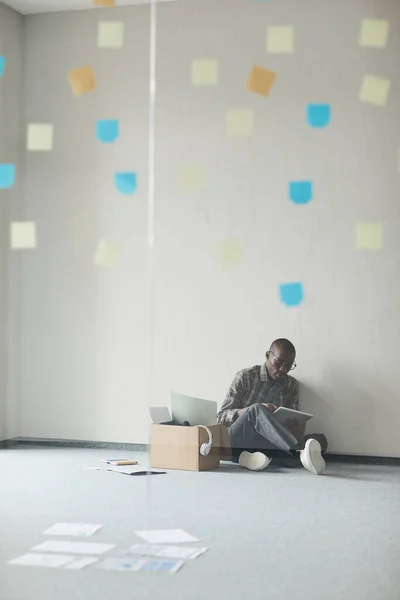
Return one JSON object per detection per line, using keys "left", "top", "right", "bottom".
{"left": 217, "top": 363, "right": 299, "bottom": 428}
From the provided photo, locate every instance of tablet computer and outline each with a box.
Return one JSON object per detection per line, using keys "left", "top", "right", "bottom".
{"left": 273, "top": 407, "right": 313, "bottom": 424}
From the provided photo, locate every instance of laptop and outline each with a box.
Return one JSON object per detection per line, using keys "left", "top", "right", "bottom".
{"left": 170, "top": 392, "right": 218, "bottom": 426}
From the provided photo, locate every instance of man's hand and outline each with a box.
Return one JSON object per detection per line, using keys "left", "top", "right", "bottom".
{"left": 262, "top": 403, "right": 277, "bottom": 414}
{"left": 285, "top": 418, "right": 306, "bottom": 440}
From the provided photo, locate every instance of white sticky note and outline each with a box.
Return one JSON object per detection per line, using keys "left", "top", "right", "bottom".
{"left": 266, "top": 26, "right": 294, "bottom": 53}
{"left": 191, "top": 59, "right": 218, "bottom": 86}
{"left": 134, "top": 529, "right": 200, "bottom": 544}
{"left": 179, "top": 166, "right": 204, "bottom": 193}
{"left": 32, "top": 541, "right": 115, "bottom": 555}
{"left": 359, "top": 19, "right": 389, "bottom": 49}
{"left": 94, "top": 240, "right": 121, "bottom": 269}
{"left": 9, "top": 553, "right": 97, "bottom": 570}
{"left": 10, "top": 222, "right": 36, "bottom": 250}
{"left": 98, "top": 21, "right": 124, "bottom": 48}
{"left": 356, "top": 222, "right": 383, "bottom": 250}
{"left": 220, "top": 239, "right": 243, "bottom": 266}
{"left": 27, "top": 123, "right": 53, "bottom": 151}
{"left": 43, "top": 523, "right": 103, "bottom": 537}
{"left": 226, "top": 110, "right": 254, "bottom": 137}
{"left": 359, "top": 75, "right": 390, "bottom": 106}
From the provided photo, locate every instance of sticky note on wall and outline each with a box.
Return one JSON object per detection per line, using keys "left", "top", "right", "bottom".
{"left": 289, "top": 181, "right": 313, "bottom": 204}
{"left": 179, "top": 166, "right": 204, "bottom": 193}
{"left": 359, "top": 75, "right": 390, "bottom": 106}
{"left": 191, "top": 59, "right": 218, "bottom": 86}
{"left": 10, "top": 222, "right": 37, "bottom": 249}
{"left": 0, "top": 164, "right": 15, "bottom": 189}
{"left": 94, "top": 240, "right": 121, "bottom": 269}
{"left": 27, "top": 124, "right": 54, "bottom": 151}
{"left": 114, "top": 172, "right": 137, "bottom": 194}
{"left": 359, "top": 19, "right": 389, "bottom": 49}
{"left": 68, "top": 66, "right": 96, "bottom": 96}
{"left": 220, "top": 239, "right": 243, "bottom": 267}
{"left": 266, "top": 26, "right": 294, "bottom": 53}
{"left": 0, "top": 56, "right": 5, "bottom": 77}
{"left": 96, "top": 120, "right": 119, "bottom": 143}
{"left": 279, "top": 282, "right": 303, "bottom": 307}
{"left": 246, "top": 66, "right": 277, "bottom": 97}
{"left": 226, "top": 110, "right": 254, "bottom": 137}
{"left": 307, "top": 104, "right": 331, "bottom": 128}
{"left": 355, "top": 222, "right": 383, "bottom": 250}
{"left": 92, "top": 0, "right": 116, "bottom": 6}
{"left": 98, "top": 22, "right": 124, "bottom": 48}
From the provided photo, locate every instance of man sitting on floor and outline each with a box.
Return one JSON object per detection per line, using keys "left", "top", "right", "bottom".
{"left": 217, "top": 338, "right": 326, "bottom": 475}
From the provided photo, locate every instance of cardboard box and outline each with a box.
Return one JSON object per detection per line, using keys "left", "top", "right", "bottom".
{"left": 150, "top": 423, "right": 231, "bottom": 472}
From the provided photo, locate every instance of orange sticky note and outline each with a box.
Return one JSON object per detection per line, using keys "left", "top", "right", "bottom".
{"left": 246, "top": 65, "right": 277, "bottom": 97}
{"left": 68, "top": 66, "right": 96, "bottom": 96}
{"left": 92, "top": 0, "right": 116, "bottom": 6}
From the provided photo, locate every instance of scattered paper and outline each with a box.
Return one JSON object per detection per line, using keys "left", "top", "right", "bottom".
{"left": 9, "top": 553, "right": 97, "bottom": 570}
{"left": 246, "top": 65, "right": 276, "bottom": 97}
{"left": 10, "top": 222, "right": 36, "bottom": 250}
{"left": 266, "top": 25, "right": 294, "bottom": 53}
{"left": 0, "top": 55, "right": 5, "bottom": 77}
{"left": 359, "top": 74, "right": 390, "bottom": 106}
{"left": 68, "top": 66, "right": 96, "bottom": 96}
{"left": 306, "top": 104, "right": 331, "bottom": 128}
{"left": 220, "top": 239, "right": 243, "bottom": 267}
{"left": 359, "top": 18, "right": 389, "bottom": 49}
{"left": 92, "top": 0, "right": 116, "bottom": 6}
{"left": 128, "top": 544, "right": 207, "bottom": 560}
{"left": 96, "top": 119, "right": 119, "bottom": 143}
{"left": 32, "top": 541, "right": 114, "bottom": 555}
{"left": 135, "top": 529, "right": 200, "bottom": 545}
{"left": 97, "top": 557, "right": 184, "bottom": 573}
{"left": 98, "top": 21, "right": 124, "bottom": 48}
{"left": 355, "top": 222, "right": 383, "bottom": 250}
{"left": 279, "top": 282, "right": 304, "bottom": 307}
{"left": 114, "top": 172, "right": 137, "bottom": 194}
{"left": 94, "top": 240, "right": 121, "bottom": 269}
{"left": 43, "top": 523, "right": 103, "bottom": 537}
{"left": 27, "top": 123, "right": 54, "bottom": 151}
{"left": 179, "top": 166, "right": 204, "bottom": 193}
{"left": 0, "top": 163, "right": 15, "bottom": 189}
{"left": 191, "top": 59, "right": 218, "bottom": 86}
{"left": 226, "top": 109, "right": 254, "bottom": 137}
{"left": 289, "top": 180, "right": 313, "bottom": 204}
{"left": 150, "top": 406, "right": 172, "bottom": 424}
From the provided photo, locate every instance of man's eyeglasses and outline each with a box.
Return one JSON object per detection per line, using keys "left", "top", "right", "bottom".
{"left": 269, "top": 350, "right": 297, "bottom": 372}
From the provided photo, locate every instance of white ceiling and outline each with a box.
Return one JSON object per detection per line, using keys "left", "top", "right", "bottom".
{"left": 3, "top": 0, "right": 176, "bottom": 15}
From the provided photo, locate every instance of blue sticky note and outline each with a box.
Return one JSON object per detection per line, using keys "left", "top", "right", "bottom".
{"left": 114, "top": 172, "right": 137, "bottom": 194}
{"left": 307, "top": 104, "right": 331, "bottom": 128}
{"left": 96, "top": 119, "right": 119, "bottom": 143}
{"left": 0, "top": 56, "right": 5, "bottom": 77}
{"left": 0, "top": 164, "right": 15, "bottom": 189}
{"left": 289, "top": 181, "right": 313, "bottom": 205}
{"left": 280, "top": 283, "right": 304, "bottom": 307}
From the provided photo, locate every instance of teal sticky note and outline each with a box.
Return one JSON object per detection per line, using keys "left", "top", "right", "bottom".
{"left": 115, "top": 172, "right": 137, "bottom": 194}
{"left": 96, "top": 119, "right": 119, "bottom": 143}
{"left": 0, "top": 56, "right": 5, "bottom": 77}
{"left": 289, "top": 181, "right": 313, "bottom": 204}
{"left": 0, "top": 164, "right": 15, "bottom": 189}
{"left": 280, "top": 283, "right": 303, "bottom": 307}
{"left": 307, "top": 104, "right": 331, "bottom": 128}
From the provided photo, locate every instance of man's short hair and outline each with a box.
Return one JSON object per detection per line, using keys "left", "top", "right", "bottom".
{"left": 270, "top": 338, "right": 296, "bottom": 356}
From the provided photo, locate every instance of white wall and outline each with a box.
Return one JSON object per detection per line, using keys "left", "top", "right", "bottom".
{"left": 0, "top": 3, "right": 24, "bottom": 440}
{"left": 15, "top": 0, "right": 400, "bottom": 455}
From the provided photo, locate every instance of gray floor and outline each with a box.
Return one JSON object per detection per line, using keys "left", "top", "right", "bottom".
{"left": 1, "top": 446, "right": 400, "bottom": 600}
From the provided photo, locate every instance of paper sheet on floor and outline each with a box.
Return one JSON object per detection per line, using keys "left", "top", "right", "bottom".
{"left": 9, "top": 553, "right": 97, "bottom": 570}
{"left": 134, "top": 529, "right": 200, "bottom": 544}
{"left": 83, "top": 466, "right": 142, "bottom": 475}
{"left": 32, "top": 541, "right": 114, "bottom": 555}
{"left": 43, "top": 523, "right": 103, "bottom": 537}
{"left": 97, "top": 557, "right": 184, "bottom": 573}
{"left": 127, "top": 544, "right": 207, "bottom": 559}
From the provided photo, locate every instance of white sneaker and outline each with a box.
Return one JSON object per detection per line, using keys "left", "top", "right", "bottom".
{"left": 238, "top": 451, "right": 271, "bottom": 471}
{"left": 300, "top": 439, "right": 326, "bottom": 475}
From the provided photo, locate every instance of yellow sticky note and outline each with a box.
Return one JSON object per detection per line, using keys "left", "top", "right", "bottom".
{"left": 226, "top": 110, "right": 254, "bottom": 137}
{"left": 359, "top": 75, "right": 390, "bottom": 106}
{"left": 246, "top": 65, "right": 277, "bottom": 97}
{"left": 220, "top": 239, "right": 243, "bottom": 266}
{"left": 68, "top": 66, "right": 96, "bottom": 96}
{"left": 359, "top": 19, "right": 389, "bottom": 49}
{"left": 10, "top": 222, "right": 37, "bottom": 250}
{"left": 94, "top": 240, "right": 121, "bottom": 269}
{"left": 356, "top": 222, "right": 383, "bottom": 250}
{"left": 98, "top": 21, "right": 124, "bottom": 48}
{"left": 191, "top": 59, "right": 218, "bottom": 86}
{"left": 92, "top": 0, "right": 115, "bottom": 6}
{"left": 179, "top": 166, "right": 204, "bottom": 193}
{"left": 266, "top": 26, "right": 294, "bottom": 53}
{"left": 27, "top": 123, "right": 53, "bottom": 151}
